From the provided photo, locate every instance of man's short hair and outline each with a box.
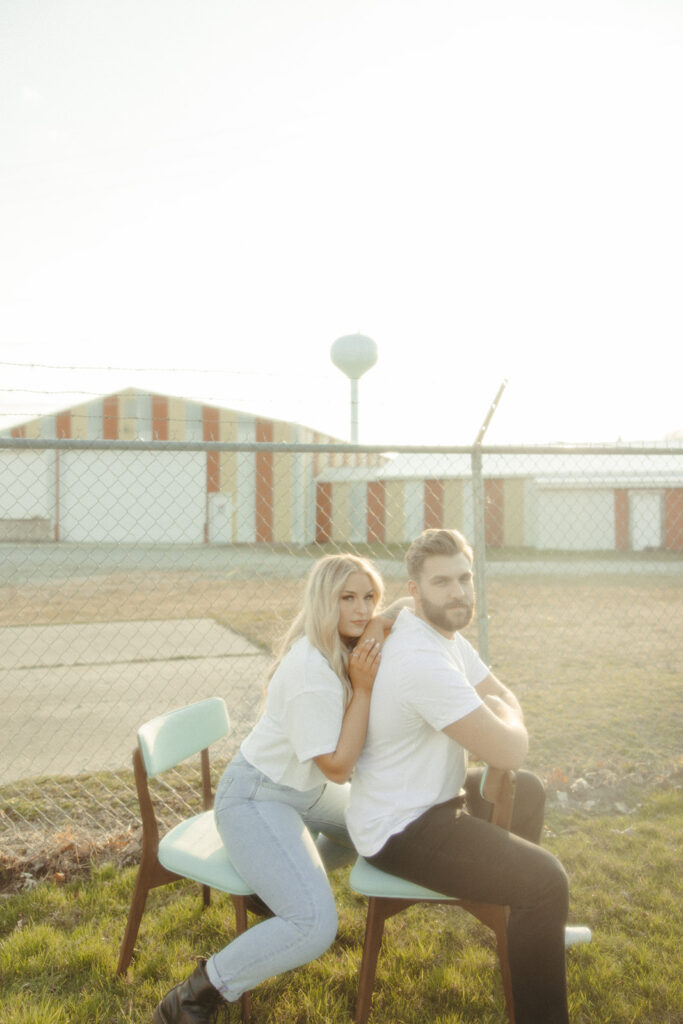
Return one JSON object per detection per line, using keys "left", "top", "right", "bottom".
{"left": 405, "top": 528, "right": 473, "bottom": 582}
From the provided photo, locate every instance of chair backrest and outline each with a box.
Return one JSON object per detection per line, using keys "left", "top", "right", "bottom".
{"left": 138, "top": 697, "right": 230, "bottom": 777}
{"left": 480, "top": 765, "right": 515, "bottom": 830}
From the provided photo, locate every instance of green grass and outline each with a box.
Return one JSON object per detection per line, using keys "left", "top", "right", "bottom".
{"left": 1, "top": 787, "right": 681, "bottom": 1023}
{"left": 2, "top": 568, "right": 681, "bottom": 1020}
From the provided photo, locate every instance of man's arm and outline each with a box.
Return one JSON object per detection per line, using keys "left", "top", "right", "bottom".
{"left": 442, "top": 699, "right": 528, "bottom": 771}
{"left": 475, "top": 671, "right": 523, "bottom": 720}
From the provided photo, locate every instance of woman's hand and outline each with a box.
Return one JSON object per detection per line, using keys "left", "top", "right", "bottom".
{"left": 358, "top": 616, "right": 387, "bottom": 648}
{"left": 348, "top": 637, "right": 381, "bottom": 696}
{"left": 314, "top": 638, "right": 381, "bottom": 784}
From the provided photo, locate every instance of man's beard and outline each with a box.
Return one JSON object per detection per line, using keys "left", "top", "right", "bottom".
{"left": 420, "top": 595, "right": 474, "bottom": 634}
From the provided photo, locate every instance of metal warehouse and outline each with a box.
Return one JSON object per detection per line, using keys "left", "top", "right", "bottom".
{"left": 2, "top": 388, "right": 681, "bottom": 551}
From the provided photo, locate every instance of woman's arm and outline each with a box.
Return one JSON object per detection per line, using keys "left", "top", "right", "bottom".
{"left": 313, "top": 638, "right": 381, "bottom": 784}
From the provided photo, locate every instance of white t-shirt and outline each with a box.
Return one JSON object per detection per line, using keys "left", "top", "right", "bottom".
{"left": 346, "top": 608, "right": 488, "bottom": 857}
{"left": 241, "top": 635, "right": 345, "bottom": 791}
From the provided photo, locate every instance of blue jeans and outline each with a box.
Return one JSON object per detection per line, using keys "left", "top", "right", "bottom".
{"left": 205, "top": 753, "right": 354, "bottom": 1002}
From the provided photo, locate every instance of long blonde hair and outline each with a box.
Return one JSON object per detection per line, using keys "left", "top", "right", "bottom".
{"left": 269, "top": 554, "right": 384, "bottom": 702}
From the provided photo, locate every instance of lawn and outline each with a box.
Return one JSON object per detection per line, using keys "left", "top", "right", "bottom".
{"left": 0, "top": 787, "right": 681, "bottom": 1023}
{"left": 1, "top": 562, "right": 682, "bottom": 1021}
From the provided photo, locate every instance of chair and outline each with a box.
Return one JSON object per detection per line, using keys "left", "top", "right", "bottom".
{"left": 349, "top": 767, "right": 516, "bottom": 1024}
{"left": 116, "top": 698, "right": 256, "bottom": 1022}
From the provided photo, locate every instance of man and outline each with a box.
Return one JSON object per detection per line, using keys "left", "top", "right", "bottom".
{"left": 346, "top": 528, "right": 576, "bottom": 1024}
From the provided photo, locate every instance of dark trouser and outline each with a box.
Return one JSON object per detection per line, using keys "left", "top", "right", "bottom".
{"left": 367, "top": 769, "right": 569, "bottom": 1024}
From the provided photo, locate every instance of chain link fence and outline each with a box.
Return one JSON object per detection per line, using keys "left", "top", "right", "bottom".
{"left": 1, "top": 436, "right": 682, "bottom": 874}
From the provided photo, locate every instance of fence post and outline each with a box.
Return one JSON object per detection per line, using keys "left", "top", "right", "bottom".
{"left": 54, "top": 448, "right": 60, "bottom": 542}
{"left": 471, "top": 444, "right": 489, "bottom": 664}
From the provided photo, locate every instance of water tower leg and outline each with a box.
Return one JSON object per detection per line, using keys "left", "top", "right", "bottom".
{"left": 350, "top": 379, "right": 359, "bottom": 444}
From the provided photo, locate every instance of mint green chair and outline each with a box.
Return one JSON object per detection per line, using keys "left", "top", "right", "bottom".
{"left": 116, "top": 698, "right": 255, "bottom": 1021}
{"left": 349, "top": 768, "right": 516, "bottom": 1024}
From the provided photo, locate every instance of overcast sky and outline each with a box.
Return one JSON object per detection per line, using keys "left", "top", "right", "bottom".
{"left": 2, "top": 0, "right": 682, "bottom": 445}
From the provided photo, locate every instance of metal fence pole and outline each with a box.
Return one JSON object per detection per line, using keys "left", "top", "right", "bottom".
{"left": 471, "top": 444, "right": 490, "bottom": 664}
{"left": 469, "top": 379, "right": 507, "bottom": 666}
{"left": 1, "top": 433, "right": 681, "bottom": 854}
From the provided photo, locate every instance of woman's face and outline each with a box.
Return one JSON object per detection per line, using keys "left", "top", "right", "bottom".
{"left": 337, "top": 571, "right": 377, "bottom": 641}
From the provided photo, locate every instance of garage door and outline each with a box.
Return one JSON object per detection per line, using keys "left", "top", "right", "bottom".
{"left": 537, "top": 488, "right": 615, "bottom": 551}
{"left": 59, "top": 450, "right": 207, "bottom": 543}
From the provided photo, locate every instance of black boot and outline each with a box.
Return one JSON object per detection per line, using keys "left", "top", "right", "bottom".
{"left": 153, "top": 959, "right": 225, "bottom": 1023}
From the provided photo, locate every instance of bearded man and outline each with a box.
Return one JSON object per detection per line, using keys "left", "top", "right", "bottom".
{"left": 347, "top": 528, "right": 585, "bottom": 1024}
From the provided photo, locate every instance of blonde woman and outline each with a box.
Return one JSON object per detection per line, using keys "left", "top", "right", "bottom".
{"left": 153, "top": 554, "right": 403, "bottom": 1024}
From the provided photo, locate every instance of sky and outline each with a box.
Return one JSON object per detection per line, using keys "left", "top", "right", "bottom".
{"left": 2, "top": 0, "right": 682, "bottom": 446}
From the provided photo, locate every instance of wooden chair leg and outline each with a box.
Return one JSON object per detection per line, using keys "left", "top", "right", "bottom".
{"left": 232, "top": 894, "right": 249, "bottom": 936}
{"left": 491, "top": 908, "right": 515, "bottom": 1024}
{"left": 239, "top": 989, "right": 252, "bottom": 1023}
{"left": 460, "top": 901, "right": 515, "bottom": 1024}
{"left": 116, "top": 866, "right": 152, "bottom": 975}
{"left": 355, "top": 898, "right": 389, "bottom": 1024}
{"left": 117, "top": 857, "right": 179, "bottom": 975}
{"left": 230, "top": 896, "right": 252, "bottom": 1024}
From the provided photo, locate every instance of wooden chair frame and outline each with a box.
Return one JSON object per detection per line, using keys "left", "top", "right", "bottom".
{"left": 352, "top": 768, "right": 516, "bottom": 1024}
{"left": 116, "top": 699, "right": 255, "bottom": 1023}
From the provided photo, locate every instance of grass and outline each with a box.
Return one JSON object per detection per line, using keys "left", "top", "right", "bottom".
{"left": 0, "top": 787, "right": 681, "bottom": 1023}
{"left": 1, "top": 558, "right": 682, "bottom": 1020}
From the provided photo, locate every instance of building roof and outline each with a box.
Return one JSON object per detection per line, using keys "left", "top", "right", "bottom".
{"left": 314, "top": 446, "right": 683, "bottom": 487}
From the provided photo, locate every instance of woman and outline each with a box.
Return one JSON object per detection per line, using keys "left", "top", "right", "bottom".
{"left": 153, "top": 553, "right": 399, "bottom": 1024}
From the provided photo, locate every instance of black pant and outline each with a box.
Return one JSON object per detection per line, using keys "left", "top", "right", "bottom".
{"left": 368, "top": 769, "right": 569, "bottom": 1024}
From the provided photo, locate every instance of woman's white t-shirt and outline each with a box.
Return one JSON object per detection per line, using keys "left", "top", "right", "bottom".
{"left": 346, "top": 609, "right": 488, "bottom": 856}
{"left": 241, "top": 636, "right": 345, "bottom": 791}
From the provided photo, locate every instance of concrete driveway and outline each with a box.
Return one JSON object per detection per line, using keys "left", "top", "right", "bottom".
{"left": 0, "top": 619, "right": 269, "bottom": 785}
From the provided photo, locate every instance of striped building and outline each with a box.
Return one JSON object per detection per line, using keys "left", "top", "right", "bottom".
{"left": 314, "top": 452, "right": 683, "bottom": 552}
{"left": 3, "top": 391, "right": 682, "bottom": 551}
{"left": 2, "top": 388, "right": 383, "bottom": 545}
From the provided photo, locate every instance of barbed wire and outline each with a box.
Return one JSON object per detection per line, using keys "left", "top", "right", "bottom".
{"left": 0, "top": 360, "right": 320, "bottom": 377}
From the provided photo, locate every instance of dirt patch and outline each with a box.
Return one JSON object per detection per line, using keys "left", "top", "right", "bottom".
{"left": 3, "top": 760, "right": 682, "bottom": 897}
{"left": 0, "top": 825, "right": 141, "bottom": 894}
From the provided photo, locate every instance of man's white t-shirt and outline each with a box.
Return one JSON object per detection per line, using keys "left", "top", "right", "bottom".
{"left": 346, "top": 608, "right": 488, "bottom": 857}
{"left": 241, "top": 636, "right": 345, "bottom": 791}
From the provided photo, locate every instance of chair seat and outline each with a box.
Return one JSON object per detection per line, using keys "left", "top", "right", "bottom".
{"left": 350, "top": 856, "right": 455, "bottom": 902}
{"left": 159, "top": 811, "right": 254, "bottom": 895}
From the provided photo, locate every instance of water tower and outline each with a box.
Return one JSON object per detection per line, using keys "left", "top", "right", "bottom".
{"left": 330, "top": 333, "right": 378, "bottom": 443}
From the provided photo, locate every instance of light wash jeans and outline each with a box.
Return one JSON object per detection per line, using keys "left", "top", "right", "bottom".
{"left": 205, "top": 752, "right": 354, "bottom": 1002}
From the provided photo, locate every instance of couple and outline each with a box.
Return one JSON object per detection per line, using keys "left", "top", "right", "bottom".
{"left": 154, "top": 528, "right": 573, "bottom": 1024}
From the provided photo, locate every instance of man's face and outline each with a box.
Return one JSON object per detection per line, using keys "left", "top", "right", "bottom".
{"left": 409, "top": 552, "right": 475, "bottom": 638}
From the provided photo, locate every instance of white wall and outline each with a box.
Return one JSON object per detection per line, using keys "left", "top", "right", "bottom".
{"left": 537, "top": 488, "right": 615, "bottom": 550}
{"left": 59, "top": 450, "right": 206, "bottom": 543}
{"left": 349, "top": 481, "right": 367, "bottom": 542}
{"left": 0, "top": 450, "right": 53, "bottom": 519}
{"left": 403, "top": 479, "right": 424, "bottom": 541}
{"left": 236, "top": 416, "right": 256, "bottom": 543}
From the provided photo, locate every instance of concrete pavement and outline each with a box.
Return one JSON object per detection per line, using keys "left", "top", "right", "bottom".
{"left": 1, "top": 619, "right": 269, "bottom": 785}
